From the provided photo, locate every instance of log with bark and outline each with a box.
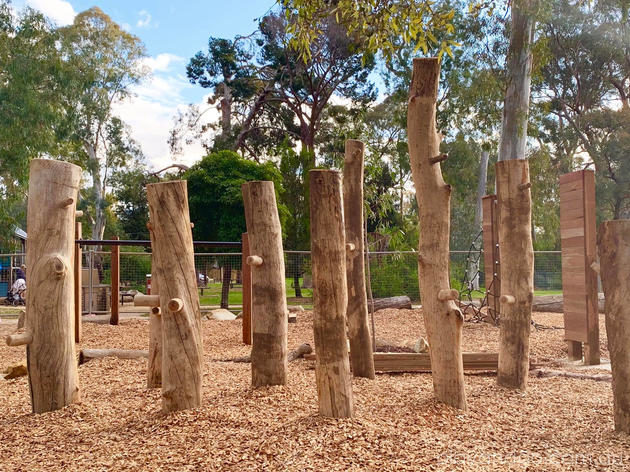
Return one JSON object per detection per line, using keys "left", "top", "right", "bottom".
{"left": 79, "top": 349, "right": 148, "bottom": 365}
{"left": 598, "top": 220, "right": 630, "bottom": 433}
{"left": 343, "top": 139, "right": 375, "bottom": 379}
{"left": 310, "top": 169, "right": 354, "bottom": 418}
{"left": 146, "top": 180, "right": 203, "bottom": 413}
{"left": 5, "top": 159, "right": 82, "bottom": 413}
{"left": 407, "top": 58, "right": 467, "bottom": 410}
{"left": 242, "top": 181, "right": 288, "bottom": 387}
{"left": 220, "top": 343, "right": 312, "bottom": 364}
{"left": 371, "top": 296, "right": 413, "bottom": 312}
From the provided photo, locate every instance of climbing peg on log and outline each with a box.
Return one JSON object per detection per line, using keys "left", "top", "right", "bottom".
{"left": 146, "top": 221, "right": 153, "bottom": 231}
{"left": 167, "top": 298, "right": 184, "bottom": 313}
{"left": 151, "top": 307, "right": 161, "bottom": 316}
{"left": 75, "top": 211, "right": 83, "bottom": 218}
{"left": 590, "top": 261, "right": 600, "bottom": 274}
{"left": 190, "top": 222, "right": 194, "bottom": 229}
{"left": 429, "top": 153, "right": 448, "bottom": 165}
{"left": 246, "top": 255, "right": 263, "bottom": 267}
{"left": 346, "top": 243, "right": 356, "bottom": 252}
{"left": 437, "top": 289, "right": 459, "bottom": 302}
{"left": 6, "top": 331, "right": 33, "bottom": 347}
{"left": 134, "top": 294, "right": 160, "bottom": 307}
{"left": 500, "top": 294, "right": 516, "bottom": 305}
{"left": 61, "top": 197, "right": 74, "bottom": 208}
{"left": 518, "top": 182, "right": 532, "bottom": 191}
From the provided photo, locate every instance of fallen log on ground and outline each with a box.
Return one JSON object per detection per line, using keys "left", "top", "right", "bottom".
{"left": 531, "top": 294, "right": 605, "bottom": 313}
{"left": 531, "top": 368, "right": 611, "bottom": 382}
{"left": 371, "top": 296, "right": 412, "bottom": 312}
{"left": 79, "top": 349, "right": 148, "bottom": 365}
{"left": 304, "top": 352, "right": 498, "bottom": 373}
{"left": 220, "top": 343, "right": 313, "bottom": 363}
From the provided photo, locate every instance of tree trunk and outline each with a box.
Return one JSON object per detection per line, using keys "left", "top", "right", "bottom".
{"left": 309, "top": 169, "right": 354, "bottom": 418}
{"left": 468, "top": 150, "right": 490, "bottom": 291}
{"left": 242, "top": 181, "right": 288, "bottom": 387}
{"left": 343, "top": 139, "right": 375, "bottom": 379}
{"left": 86, "top": 144, "right": 106, "bottom": 241}
{"left": 407, "top": 58, "right": 467, "bottom": 410}
{"left": 146, "top": 180, "right": 203, "bottom": 413}
{"left": 598, "top": 220, "right": 630, "bottom": 433}
{"left": 146, "top": 224, "right": 162, "bottom": 389}
{"left": 13, "top": 159, "right": 82, "bottom": 413}
{"left": 495, "top": 0, "right": 536, "bottom": 390}
{"left": 496, "top": 160, "right": 534, "bottom": 389}
{"left": 220, "top": 82, "right": 232, "bottom": 138}
{"left": 221, "top": 260, "right": 232, "bottom": 309}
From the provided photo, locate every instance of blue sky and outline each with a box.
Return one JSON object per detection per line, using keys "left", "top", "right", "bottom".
{"left": 17, "top": 0, "right": 280, "bottom": 169}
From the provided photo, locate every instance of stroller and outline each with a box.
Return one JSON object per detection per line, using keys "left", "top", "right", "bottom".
{"left": 5, "top": 278, "right": 26, "bottom": 306}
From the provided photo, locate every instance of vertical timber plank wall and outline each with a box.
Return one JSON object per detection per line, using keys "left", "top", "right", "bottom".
{"left": 559, "top": 170, "right": 599, "bottom": 364}
{"left": 482, "top": 195, "right": 500, "bottom": 320}
{"left": 110, "top": 236, "right": 120, "bottom": 325}
{"left": 242, "top": 232, "right": 252, "bottom": 345}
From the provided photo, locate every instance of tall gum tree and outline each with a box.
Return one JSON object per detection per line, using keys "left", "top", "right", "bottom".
{"left": 60, "top": 7, "right": 148, "bottom": 240}
{"left": 496, "top": 0, "right": 537, "bottom": 390}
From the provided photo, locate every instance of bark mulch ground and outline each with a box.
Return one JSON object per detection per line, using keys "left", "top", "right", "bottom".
{"left": 0, "top": 309, "right": 627, "bottom": 471}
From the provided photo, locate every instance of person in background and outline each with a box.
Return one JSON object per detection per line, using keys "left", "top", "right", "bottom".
{"left": 16, "top": 264, "right": 25, "bottom": 282}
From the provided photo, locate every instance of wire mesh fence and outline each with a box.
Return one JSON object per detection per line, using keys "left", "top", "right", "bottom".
{"left": 2, "top": 249, "right": 563, "bottom": 311}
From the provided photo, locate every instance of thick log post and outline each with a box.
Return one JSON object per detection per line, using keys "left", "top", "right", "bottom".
{"left": 407, "top": 58, "right": 467, "bottom": 410}
{"left": 146, "top": 181, "right": 203, "bottom": 413}
{"left": 343, "top": 139, "right": 375, "bottom": 379}
{"left": 496, "top": 160, "right": 534, "bottom": 389}
{"left": 241, "top": 181, "right": 288, "bottom": 387}
{"left": 22, "top": 159, "right": 81, "bottom": 413}
{"left": 309, "top": 169, "right": 354, "bottom": 418}
{"left": 242, "top": 232, "right": 252, "bottom": 345}
{"left": 146, "top": 221, "right": 162, "bottom": 388}
{"left": 110, "top": 236, "right": 120, "bottom": 325}
{"left": 74, "top": 221, "right": 82, "bottom": 343}
{"left": 598, "top": 220, "right": 630, "bottom": 433}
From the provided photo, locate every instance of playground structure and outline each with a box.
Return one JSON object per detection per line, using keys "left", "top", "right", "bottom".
{"left": 3, "top": 58, "right": 629, "bottom": 432}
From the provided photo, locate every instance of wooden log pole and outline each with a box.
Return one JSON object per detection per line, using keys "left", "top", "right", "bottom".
{"left": 242, "top": 232, "right": 252, "bottom": 345}
{"left": 146, "top": 181, "right": 203, "bottom": 413}
{"left": 110, "top": 236, "right": 120, "bottom": 325}
{"left": 407, "top": 58, "right": 467, "bottom": 409}
{"left": 496, "top": 159, "right": 534, "bottom": 389}
{"left": 242, "top": 181, "right": 288, "bottom": 387}
{"left": 309, "top": 169, "right": 354, "bottom": 418}
{"left": 598, "top": 220, "right": 630, "bottom": 433}
{"left": 74, "top": 221, "right": 82, "bottom": 343}
{"left": 343, "top": 139, "right": 375, "bottom": 379}
{"left": 147, "top": 221, "right": 162, "bottom": 388}
{"left": 24, "top": 159, "right": 81, "bottom": 413}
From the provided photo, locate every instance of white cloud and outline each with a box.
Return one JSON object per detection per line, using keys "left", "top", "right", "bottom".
{"left": 26, "top": 0, "right": 76, "bottom": 25}
{"left": 136, "top": 10, "right": 155, "bottom": 29}
{"left": 142, "top": 53, "right": 184, "bottom": 73}
{"left": 113, "top": 56, "right": 217, "bottom": 171}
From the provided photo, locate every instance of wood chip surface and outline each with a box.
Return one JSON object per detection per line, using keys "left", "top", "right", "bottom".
{"left": 0, "top": 310, "right": 628, "bottom": 471}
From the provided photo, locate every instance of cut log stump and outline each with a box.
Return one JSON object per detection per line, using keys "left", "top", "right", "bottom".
{"left": 147, "top": 180, "right": 203, "bottom": 413}
{"left": 310, "top": 169, "right": 354, "bottom": 418}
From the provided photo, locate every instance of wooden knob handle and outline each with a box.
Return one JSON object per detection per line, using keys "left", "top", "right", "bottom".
{"left": 151, "top": 307, "right": 161, "bottom": 316}
{"left": 6, "top": 331, "right": 33, "bottom": 347}
{"left": 437, "top": 289, "right": 459, "bottom": 301}
{"left": 247, "top": 255, "right": 263, "bottom": 266}
{"left": 61, "top": 197, "right": 74, "bottom": 208}
{"left": 346, "top": 243, "right": 356, "bottom": 252}
{"left": 75, "top": 210, "right": 83, "bottom": 218}
{"left": 500, "top": 295, "right": 516, "bottom": 304}
{"left": 134, "top": 294, "right": 160, "bottom": 307}
{"left": 168, "top": 298, "right": 184, "bottom": 313}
